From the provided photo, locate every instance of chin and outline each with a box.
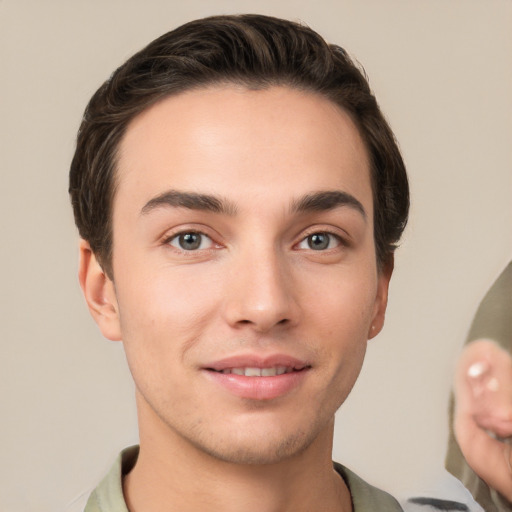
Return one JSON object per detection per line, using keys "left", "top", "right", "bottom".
{"left": 138, "top": 387, "right": 337, "bottom": 466}
{"left": 183, "top": 413, "right": 332, "bottom": 466}
{"left": 194, "top": 431, "right": 314, "bottom": 465}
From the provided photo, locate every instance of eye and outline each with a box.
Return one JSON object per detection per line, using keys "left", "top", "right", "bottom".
{"left": 167, "top": 231, "right": 214, "bottom": 251}
{"left": 298, "top": 232, "right": 341, "bottom": 251}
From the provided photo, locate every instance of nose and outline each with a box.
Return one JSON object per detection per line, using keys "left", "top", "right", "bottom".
{"left": 222, "top": 246, "right": 300, "bottom": 333}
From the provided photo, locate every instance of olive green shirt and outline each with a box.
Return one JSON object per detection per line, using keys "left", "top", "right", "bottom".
{"left": 84, "top": 446, "right": 403, "bottom": 511}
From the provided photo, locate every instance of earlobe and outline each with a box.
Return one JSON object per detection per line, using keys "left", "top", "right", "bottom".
{"left": 78, "top": 239, "right": 122, "bottom": 341}
{"left": 368, "top": 257, "right": 393, "bottom": 340}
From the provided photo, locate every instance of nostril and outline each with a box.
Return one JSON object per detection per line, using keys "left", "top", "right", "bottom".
{"left": 236, "top": 318, "right": 289, "bottom": 327}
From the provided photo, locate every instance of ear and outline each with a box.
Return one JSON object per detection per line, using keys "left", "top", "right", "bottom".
{"left": 78, "top": 239, "right": 122, "bottom": 341}
{"left": 368, "top": 256, "right": 393, "bottom": 340}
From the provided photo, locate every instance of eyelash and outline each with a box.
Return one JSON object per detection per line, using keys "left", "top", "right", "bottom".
{"left": 162, "top": 228, "right": 347, "bottom": 254}
{"left": 295, "top": 231, "right": 345, "bottom": 251}
{"left": 163, "top": 230, "right": 216, "bottom": 252}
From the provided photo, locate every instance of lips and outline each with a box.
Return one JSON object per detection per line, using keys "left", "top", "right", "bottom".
{"left": 202, "top": 354, "right": 311, "bottom": 400}
{"left": 216, "top": 366, "right": 294, "bottom": 376}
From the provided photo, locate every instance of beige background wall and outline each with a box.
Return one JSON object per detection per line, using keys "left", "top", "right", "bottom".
{"left": 1, "top": 1, "right": 511, "bottom": 510}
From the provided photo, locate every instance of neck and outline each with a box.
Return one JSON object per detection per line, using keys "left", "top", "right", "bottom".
{"left": 123, "top": 399, "right": 352, "bottom": 512}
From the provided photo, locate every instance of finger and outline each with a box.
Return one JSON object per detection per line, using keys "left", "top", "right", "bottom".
{"left": 454, "top": 407, "right": 512, "bottom": 502}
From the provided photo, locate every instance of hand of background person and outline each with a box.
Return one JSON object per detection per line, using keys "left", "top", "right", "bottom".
{"left": 454, "top": 339, "right": 512, "bottom": 502}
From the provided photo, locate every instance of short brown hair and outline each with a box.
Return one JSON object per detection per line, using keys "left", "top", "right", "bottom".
{"left": 69, "top": 14, "right": 409, "bottom": 277}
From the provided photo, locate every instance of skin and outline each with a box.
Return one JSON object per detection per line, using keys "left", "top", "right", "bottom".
{"left": 454, "top": 339, "right": 512, "bottom": 502}
{"left": 80, "top": 86, "right": 392, "bottom": 512}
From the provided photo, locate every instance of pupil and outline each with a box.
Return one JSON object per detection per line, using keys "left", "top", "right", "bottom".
{"left": 309, "top": 233, "right": 329, "bottom": 250}
{"left": 180, "top": 233, "right": 201, "bottom": 250}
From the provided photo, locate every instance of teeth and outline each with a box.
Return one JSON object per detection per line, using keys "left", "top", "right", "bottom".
{"left": 218, "top": 366, "right": 296, "bottom": 376}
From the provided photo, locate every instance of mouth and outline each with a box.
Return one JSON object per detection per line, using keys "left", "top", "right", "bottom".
{"left": 202, "top": 356, "right": 311, "bottom": 400}
{"left": 206, "top": 365, "right": 309, "bottom": 377}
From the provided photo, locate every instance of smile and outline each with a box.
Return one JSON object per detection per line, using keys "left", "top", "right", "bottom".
{"left": 212, "top": 366, "right": 306, "bottom": 377}
{"left": 203, "top": 357, "right": 311, "bottom": 400}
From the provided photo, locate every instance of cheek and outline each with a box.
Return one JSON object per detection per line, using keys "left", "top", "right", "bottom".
{"left": 307, "top": 269, "right": 378, "bottom": 326}
{"left": 114, "top": 265, "right": 224, "bottom": 357}
{"left": 305, "top": 270, "right": 377, "bottom": 383}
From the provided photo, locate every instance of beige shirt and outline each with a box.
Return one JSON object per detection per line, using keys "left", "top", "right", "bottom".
{"left": 83, "top": 446, "right": 403, "bottom": 512}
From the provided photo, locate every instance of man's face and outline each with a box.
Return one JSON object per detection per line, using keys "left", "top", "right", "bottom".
{"left": 85, "top": 86, "right": 391, "bottom": 464}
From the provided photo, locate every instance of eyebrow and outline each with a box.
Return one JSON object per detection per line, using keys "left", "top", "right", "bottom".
{"left": 292, "top": 191, "right": 366, "bottom": 219}
{"left": 141, "top": 190, "right": 238, "bottom": 216}
{"left": 140, "top": 189, "right": 366, "bottom": 219}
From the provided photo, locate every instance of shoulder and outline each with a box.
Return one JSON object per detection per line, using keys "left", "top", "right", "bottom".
{"left": 82, "top": 446, "right": 139, "bottom": 512}
{"left": 63, "top": 491, "right": 90, "bottom": 512}
{"left": 334, "top": 462, "right": 404, "bottom": 512}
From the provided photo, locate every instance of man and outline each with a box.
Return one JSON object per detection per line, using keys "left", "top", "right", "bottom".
{"left": 69, "top": 14, "right": 409, "bottom": 511}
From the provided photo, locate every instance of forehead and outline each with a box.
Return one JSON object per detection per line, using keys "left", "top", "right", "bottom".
{"left": 115, "top": 85, "right": 372, "bottom": 216}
